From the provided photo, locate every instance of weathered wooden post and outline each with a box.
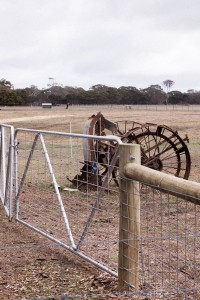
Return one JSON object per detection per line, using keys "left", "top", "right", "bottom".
{"left": 118, "top": 144, "right": 141, "bottom": 290}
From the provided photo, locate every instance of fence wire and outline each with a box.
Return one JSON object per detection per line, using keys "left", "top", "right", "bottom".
{"left": 0, "top": 128, "right": 199, "bottom": 299}
{"left": 138, "top": 183, "right": 200, "bottom": 299}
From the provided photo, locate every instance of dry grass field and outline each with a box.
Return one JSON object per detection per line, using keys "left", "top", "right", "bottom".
{"left": 1, "top": 104, "right": 200, "bottom": 181}
{"left": 2, "top": 104, "right": 200, "bottom": 135}
{"left": 0, "top": 105, "right": 200, "bottom": 300}
{"left": 1, "top": 104, "right": 200, "bottom": 140}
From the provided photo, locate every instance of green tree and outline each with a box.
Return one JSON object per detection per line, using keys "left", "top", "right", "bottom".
{"left": 162, "top": 80, "right": 174, "bottom": 92}
{"left": 186, "top": 90, "right": 200, "bottom": 104}
{"left": 118, "top": 86, "right": 149, "bottom": 104}
{"left": 162, "top": 80, "right": 175, "bottom": 104}
{"left": 168, "top": 91, "right": 188, "bottom": 104}
{"left": 0, "top": 86, "right": 23, "bottom": 106}
{"left": 0, "top": 78, "right": 13, "bottom": 89}
{"left": 142, "top": 85, "right": 166, "bottom": 104}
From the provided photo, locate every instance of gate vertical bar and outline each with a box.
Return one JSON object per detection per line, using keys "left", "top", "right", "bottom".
{"left": 118, "top": 143, "right": 141, "bottom": 289}
{"left": 8, "top": 126, "right": 14, "bottom": 220}
{"left": 14, "top": 132, "right": 19, "bottom": 219}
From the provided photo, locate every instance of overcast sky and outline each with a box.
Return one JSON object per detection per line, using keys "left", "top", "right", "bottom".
{"left": 1, "top": 0, "right": 200, "bottom": 91}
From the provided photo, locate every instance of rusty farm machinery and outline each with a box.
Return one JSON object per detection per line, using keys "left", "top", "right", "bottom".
{"left": 70, "top": 112, "right": 191, "bottom": 190}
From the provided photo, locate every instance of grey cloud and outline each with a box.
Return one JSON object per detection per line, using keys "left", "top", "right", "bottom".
{"left": 0, "top": 0, "right": 200, "bottom": 91}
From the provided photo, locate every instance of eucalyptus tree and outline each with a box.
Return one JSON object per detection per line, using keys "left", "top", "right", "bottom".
{"left": 162, "top": 80, "right": 175, "bottom": 104}
{"left": 0, "top": 78, "right": 13, "bottom": 89}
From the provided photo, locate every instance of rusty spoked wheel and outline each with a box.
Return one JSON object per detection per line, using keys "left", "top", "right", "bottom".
{"left": 122, "top": 123, "right": 191, "bottom": 179}
{"left": 72, "top": 113, "right": 192, "bottom": 190}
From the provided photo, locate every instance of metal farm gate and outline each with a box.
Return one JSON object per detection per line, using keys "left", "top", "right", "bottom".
{"left": 14, "top": 128, "right": 122, "bottom": 277}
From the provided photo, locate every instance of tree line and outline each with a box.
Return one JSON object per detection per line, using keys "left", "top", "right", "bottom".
{"left": 1, "top": 78, "right": 200, "bottom": 106}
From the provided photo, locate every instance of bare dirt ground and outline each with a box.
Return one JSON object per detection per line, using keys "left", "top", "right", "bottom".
{"left": 0, "top": 105, "right": 200, "bottom": 299}
{"left": 0, "top": 203, "right": 122, "bottom": 300}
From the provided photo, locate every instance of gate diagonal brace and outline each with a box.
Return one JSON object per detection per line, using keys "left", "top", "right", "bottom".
{"left": 15, "top": 132, "right": 76, "bottom": 249}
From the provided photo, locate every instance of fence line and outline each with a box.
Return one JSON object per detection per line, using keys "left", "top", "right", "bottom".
{"left": 119, "top": 143, "right": 200, "bottom": 296}
{"left": 73, "top": 104, "right": 200, "bottom": 111}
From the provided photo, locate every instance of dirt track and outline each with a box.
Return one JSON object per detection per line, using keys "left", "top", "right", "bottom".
{"left": 1, "top": 114, "right": 75, "bottom": 124}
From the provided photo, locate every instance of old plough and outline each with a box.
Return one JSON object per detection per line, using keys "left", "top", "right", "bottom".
{"left": 71, "top": 112, "right": 191, "bottom": 190}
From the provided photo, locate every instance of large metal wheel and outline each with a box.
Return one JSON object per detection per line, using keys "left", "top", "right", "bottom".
{"left": 70, "top": 114, "right": 191, "bottom": 190}
{"left": 120, "top": 123, "right": 191, "bottom": 179}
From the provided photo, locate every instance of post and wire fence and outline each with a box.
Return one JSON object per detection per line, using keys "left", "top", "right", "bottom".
{"left": 118, "top": 144, "right": 200, "bottom": 299}
{"left": 0, "top": 127, "right": 199, "bottom": 299}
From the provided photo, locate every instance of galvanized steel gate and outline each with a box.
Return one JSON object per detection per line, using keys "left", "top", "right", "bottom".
{"left": 13, "top": 128, "right": 122, "bottom": 276}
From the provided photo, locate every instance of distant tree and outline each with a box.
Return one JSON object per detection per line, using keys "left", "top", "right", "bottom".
{"left": 0, "top": 86, "right": 23, "bottom": 105}
{"left": 162, "top": 80, "right": 175, "bottom": 104}
{"left": 186, "top": 91, "right": 200, "bottom": 104}
{"left": 0, "top": 78, "right": 13, "bottom": 89}
{"left": 28, "top": 85, "right": 40, "bottom": 97}
{"left": 142, "top": 85, "right": 166, "bottom": 104}
{"left": 162, "top": 80, "right": 174, "bottom": 92}
{"left": 118, "top": 86, "right": 149, "bottom": 105}
{"left": 187, "top": 89, "right": 198, "bottom": 94}
{"left": 89, "top": 84, "right": 109, "bottom": 92}
{"left": 168, "top": 91, "right": 188, "bottom": 104}
{"left": 16, "top": 86, "right": 47, "bottom": 106}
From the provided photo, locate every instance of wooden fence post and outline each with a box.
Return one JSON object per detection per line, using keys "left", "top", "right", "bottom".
{"left": 118, "top": 144, "right": 141, "bottom": 290}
